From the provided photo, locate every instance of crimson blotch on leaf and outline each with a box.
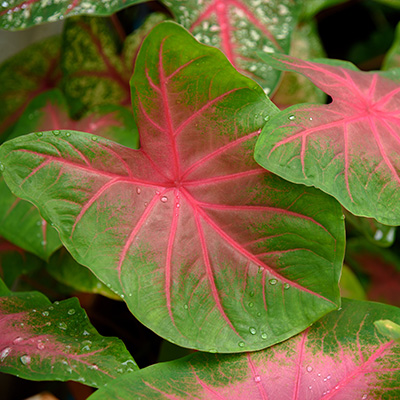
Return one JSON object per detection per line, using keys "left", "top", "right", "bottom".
{"left": 0, "top": 22, "right": 345, "bottom": 352}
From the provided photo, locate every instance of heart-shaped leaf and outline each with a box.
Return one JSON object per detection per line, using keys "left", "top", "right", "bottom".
{"left": 162, "top": 0, "right": 300, "bottom": 94}
{"left": 0, "top": 36, "right": 61, "bottom": 139}
{"left": 0, "top": 89, "right": 138, "bottom": 260}
{"left": 0, "top": 277, "right": 137, "bottom": 387}
{"left": 87, "top": 298, "right": 400, "bottom": 400}
{"left": 0, "top": 22, "right": 345, "bottom": 352}
{"left": 346, "top": 238, "right": 400, "bottom": 307}
{"left": 255, "top": 54, "right": 400, "bottom": 225}
{"left": 0, "top": 0, "right": 143, "bottom": 30}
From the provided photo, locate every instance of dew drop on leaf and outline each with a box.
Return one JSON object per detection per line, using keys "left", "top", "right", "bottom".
{"left": 35, "top": 132, "right": 43, "bottom": 137}
{"left": 42, "top": 311, "right": 49, "bottom": 317}
{"left": 67, "top": 309, "right": 76, "bottom": 315}
{"left": 13, "top": 337, "right": 23, "bottom": 345}
{"left": 269, "top": 279, "right": 277, "bottom": 285}
{"left": 161, "top": 196, "right": 168, "bottom": 203}
{"left": 248, "top": 302, "right": 254, "bottom": 308}
{"left": 249, "top": 327, "right": 256, "bottom": 335}
{"left": 52, "top": 130, "right": 60, "bottom": 136}
{"left": 37, "top": 342, "right": 45, "bottom": 350}
{"left": 58, "top": 322, "right": 67, "bottom": 330}
{"left": 136, "top": 187, "right": 141, "bottom": 195}
{"left": 238, "top": 341, "right": 245, "bottom": 347}
{"left": 183, "top": 304, "right": 188, "bottom": 310}
{"left": 254, "top": 375, "right": 261, "bottom": 383}
{"left": 306, "top": 365, "right": 313, "bottom": 372}
{"left": 91, "top": 135, "right": 98, "bottom": 141}
{"left": 0, "top": 163, "right": 4, "bottom": 172}
{"left": 362, "top": 395, "right": 367, "bottom": 400}
{"left": 20, "top": 355, "right": 31, "bottom": 365}
{"left": 249, "top": 290, "right": 255, "bottom": 297}
{"left": 0, "top": 347, "right": 11, "bottom": 362}
{"left": 264, "top": 115, "right": 270, "bottom": 122}
{"left": 261, "top": 333, "right": 267, "bottom": 340}
{"left": 288, "top": 115, "right": 296, "bottom": 121}
{"left": 65, "top": 132, "right": 71, "bottom": 137}
{"left": 209, "top": 349, "right": 217, "bottom": 353}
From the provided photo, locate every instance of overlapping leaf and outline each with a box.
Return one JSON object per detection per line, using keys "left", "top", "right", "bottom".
{"left": 0, "top": 89, "right": 137, "bottom": 260}
{"left": 0, "top": 0, "right": 143, "bottom": 30}
{"left": 163, "top": 0, "right": 300, "bottom": 94}
{"left": 0, "top": 277, "right": 137, "bottom": 386}
{"left": 0, "top": 22, "right": 345, "bottom": 352}
{"left": 383, "top": 21, "right": 400, "bottom": 71}
{"left": 88, "top": 299, "right": 400, "bottom": 400}
{"left": 0, "top": 36, "right": 61, "bottom": 139}
{"left": 339, "top": 264, "right": 366, "bottom": 301}
{"left": 255, "top": 54, "right": 400, "bottom": 225}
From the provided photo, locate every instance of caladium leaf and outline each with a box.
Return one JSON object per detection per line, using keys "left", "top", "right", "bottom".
{"left": 375, "top": 320, "right": 400, "bottom": 343}
{"left": 0, "top": 21, "right": 345, "bottom": 352}
{"left": 88, "top": 298, "right": 400, "bottom": 400}
{"left": 0, "top": 0, "right": 144, "bottom": 30}
{"left": 255, "top": 54, "right": 400, "bottom": 225}
{"left": 162, "top": 0, "right": 300, "bottom": 95}
{"left": 0, "top": 237, "right": 42, "bottom": 288}
{"left": 0, "top": 89, "right": 138, "bottom": 260}
{"left": 47, "top": 248, "right": 121, "bottom": 300}
{"left": 0, "top": 36, "right": 61, "bottom": 139}
{"left": 346, "top": 239, "right": 400, "bottom": 307}
{"left": 0, "top": 277, "right": 137, "bottom": 386}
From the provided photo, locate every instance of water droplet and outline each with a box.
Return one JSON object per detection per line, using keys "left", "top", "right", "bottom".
{"left": 42, "top": 311, "right": 49, "bottom": 317}
{"left": 45, "top": 321, "right": 51, "bottom": 326}
{"left": 65, "top": 132, "right": 71, "bottom": 137}
{"left": 306, "top": 365, "right": 313, "bottom": 372}
{"left": 284, "top": 283, "right": 290, "bottom": 290}
{"left": 248, "top": 302, "right": 254, "bottom": 308}
{"left": 238, "top": 341, "right": 245, "bottom": 347}
{"left": 67, "top": 309, "right": 75, "bottom": 315}
{"left": 254, "top": 375, "right": 261, "bottom": 383}
{"left": 249, "top": 290, "right": 255, "bottom": 297}
{"left": 335, "top": 385, "right": 339, "bottom": 390}
{"left": 183, "top": 304, "right": 188, "bottom": 309}
{"left": 249, "top": 327, "right": 257, "bottom": 335}
{"left": 261, "top": 333, "right": 268, "bottom": 340}
{"left": 161, "top": 196, "right": 168, "bottom": 203}
{"left": 90, "top": 364, "right": 99, "bottom": 370}
{"left": 83, "top": 330, "right": 90, "bottom": 336}
{"left": 144, "top": 202, "right": 148, "bottom": 207}
{"left": 308, "top": 385, "right": 312, "bottom": 390}
{"left": 288, "top": 115, "right": 296, "bottom": 121}
{"left": 13, "top": 337, "right": 23, "bottom": 345}
{"left": 327, "top": 375, "right": 331, "bottom": 380}
{"left": 54, "top": 301, "right": 60, "bottom": 305}
{"left": 91, "top": 135, "right": 98, "bottom": 141}
{"left": 258, "top": 266, "right": 264, "bottom": 274}
{"left": 362, "top": 395, "right": 367, "bottom": 400}
{"left": 269, "top": 279, "right": 277, "bottom": 285}
{"left": 209, "top": 349, "right": 217, "bottom": 353}
{"left": 176, "top": 203, "right": 180, "bottom": 208}
{"left": 48, "top": 306, "right": 54, "bottom": 310}
{"left": 20, "top": 355, "right": 31, "bottom": 365}
{"left": 37, "top": 342, "right": 45, "bottom": 350}
{"left": 264, "top": 115, "right": 270, "bottom": 122}
{"left": 0, "top": 163, "right": 4, "bottom": 172}
{"left": 52, "top": 130, "right": 60, "bottom": 136}
{"left": 0, "top": 347, "right": 11, "bottom": 361}
{"left": 256, "top": 312, "right": 261, "bottom": 317}
{"left": 136, "top": 187, "right": 141, "bottom": 194}
{"left": 309, "top": 117, "right": 313, "bottom": 121}
{"left": 35, "top": 131, "right": 43, "bottom": 137}
{"left": 58, "top": 322, "right": 67, "bottom": 330}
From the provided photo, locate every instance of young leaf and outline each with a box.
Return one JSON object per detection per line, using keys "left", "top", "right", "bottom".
{"left": 162, "top": 0, "right": 300, "bottom": 94}
{"left": 0, "top": 22, "right": 345, "bottom": 352}
{"left": 255, "top": 54, "right": 400, "bottom": 225}
{"left": 0, "top": 89, "right": 138, "bottom": 260}
{"left": 0, "top": 36, "right": 61, "bottom": 139}
{"left": 346, "top": 239, "right": 400, "bottom": 307}
{"left": 88, "top": 299, "right": 400, "bottom": 400}
{"left": 0, "top": 0, "right": 143, "bottom": 30}
{"left": 0, "top": 278, "right": 137, "bottom": 387}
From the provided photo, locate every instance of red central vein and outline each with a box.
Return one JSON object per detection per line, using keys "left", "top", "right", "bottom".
{"left": 246, "top": 353, "right": 269, "bottom": 400}
{"left": 320, "top": 341, "right": 395, "bottom": 400}
{"left": 215, "top": 1, "right": 235, "bottom": 64}
{"left": 193, "top": 203, "right": 335, "bottom": 304}
{"left": 192, "top": 202, "right": 242, "bottom": 337}
{"left": 292, "top": 329, "right": 308, "bottom": 400}
{"left": 184, "top": 169, "right": 265, "bottom": 186}
{"left": 159, "top": 38, "right": 181, "bottom": 180}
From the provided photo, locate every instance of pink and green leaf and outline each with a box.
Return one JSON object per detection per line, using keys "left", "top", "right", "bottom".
{"left": 346, "top": 239, "right": 400, "bottom": 307}
{"left": 47, "top": 248, "right": 121, "bottom": 300}
{"left": 162, "top": 0, "right": 300, "bottom": 94}
{"left": 0, "top": 36, "right": 61, "bottom": 139}
{"left": 0, "top": 277, "right": 137, "bottom": 387}
{"left": 0, "top": 89, "right": 138, "bottom": 260}
{"left": 0, "top": 22, "right": 345, "bottom": 352}
{"left": 88, "top": 298, "right": 400, "bottom": 400}
{"left": 255, "top": 53, "right": 400, "bottom": 225}
{"left": 0, "top": 0, "right": 144, "bottom": 30}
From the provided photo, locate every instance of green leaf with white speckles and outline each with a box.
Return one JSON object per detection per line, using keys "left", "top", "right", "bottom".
{"left": 0, "top": 277, "right": 137, "bottom": 387}
{"left": 162, "top": 0, "right": 301, "bottom": 95}
{"left": 88, "top": 299, "right": 400, "bottom": 400}
{"left": 0, "top": 0, "right": 144, "bottom": 31}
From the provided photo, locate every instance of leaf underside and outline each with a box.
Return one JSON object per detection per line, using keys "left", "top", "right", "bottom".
{"left": 88, "top": 299, "right": 400, "bottom": 400}
{"left": 255, "top": 53, "right": 400, "bottom": 225}
{"left": 0, "top": 22, "right": 345, "bottom": 352}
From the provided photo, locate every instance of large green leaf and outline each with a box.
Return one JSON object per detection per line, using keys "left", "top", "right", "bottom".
{"left": 255, "top": 54, "right": 400, "bottom": 225}
{"left": 88, "top": 299, "right": 400, "bottom": 399}
{"left": 0, "top": 36, "right": 61, "bottom": 139}
{"left": 162, "top": 0, "right": 301, "bottom": 95}
{"left": 0, "top": 0, "right": 144, "bottom": 30}
{"left": 0, "top": 22, "right": 345, "bottom": 352}
{"left": 0, "top": 278, "right": 137, "bottom": 386}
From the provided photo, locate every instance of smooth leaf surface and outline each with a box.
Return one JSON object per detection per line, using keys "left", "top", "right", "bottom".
{"left": 0, "top": 89, "right": 138, "bottom": 260}
{"left": 346, "top": 239, "right": 400, "bottom": 307}
{"left": 255, "top": 54, "right": 400, "bottom": 225}
{"left": 163, "top": 0, "right": 300, "bottom": 94}
{"left": 299, "top": 0, "right": 349, "bottom": 20}
{"left": 0, "top": 0, "right": 143, "bottom": 30}
{"left": 0, "top": 22, "right": 345, "bottom": 352}
{"left": 383, "top": 22, "right": 400, "bottom": 71}
{"left": 47, "top": 248, "right": 120, "bottom": 300}
{"left": 339, "top": 264, "right": 366, "bottom": 301}
{"left": 0, "top": 278, "right": 137, "bottom": 387}
{"left": 0, "top": 237, "right": 42, "bottom": 288}
{"left": 0, "top": 36, "right": 61, "bottom": 139}
{"left": 88, "top": 299, "right": 400, "bottom": 400}
{"left": 375, "top": 320, "right": 400, "bottom": 343}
